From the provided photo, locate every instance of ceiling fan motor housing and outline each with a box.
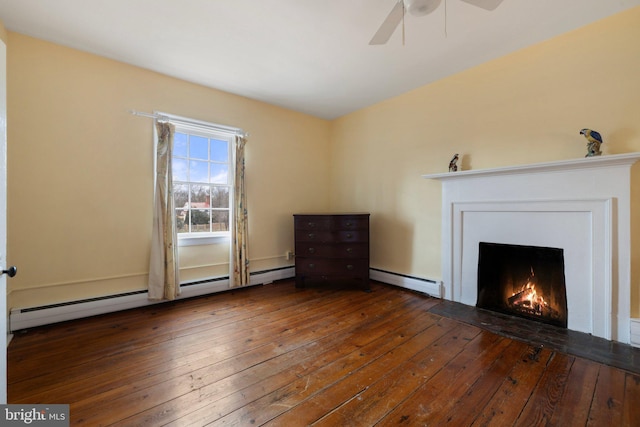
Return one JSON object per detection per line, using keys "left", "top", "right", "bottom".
{"left": 404, "top": 0, "right": 442, "bottom": 16}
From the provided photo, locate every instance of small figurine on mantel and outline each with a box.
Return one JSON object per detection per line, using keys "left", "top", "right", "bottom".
{"left": 580, "top": 128, "right": 603, "bottom": 157}
{"left": 448, "top": 153, "right": 459, "bottom": 172}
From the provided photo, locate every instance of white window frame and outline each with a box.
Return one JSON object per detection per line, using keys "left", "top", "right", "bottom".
{"left": 156, "top": 112, "right": 242, "bottom": 247}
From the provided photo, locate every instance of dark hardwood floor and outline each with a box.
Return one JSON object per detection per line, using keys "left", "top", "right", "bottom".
{"left": 8, "top": 280, "right": 640, "bottom": 426}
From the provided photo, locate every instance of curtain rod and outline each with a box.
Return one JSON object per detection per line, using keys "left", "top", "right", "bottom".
{"left": 129, "top": 109, "right": 248, "bottom": 137}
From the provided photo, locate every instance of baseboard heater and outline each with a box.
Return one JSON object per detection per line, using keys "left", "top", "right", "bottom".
{"left": 9, "top": 267, "right": 441, "bottom": 332}
{"left": 370, "top": 268, "right": 442, "bottom": 298}
{"left": 9, "top": 266, "right": 295, "bottom": 332}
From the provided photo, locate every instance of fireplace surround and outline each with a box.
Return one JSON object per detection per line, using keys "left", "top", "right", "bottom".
{"left": 424, "top": 153, "right": 640, "bottom": 344}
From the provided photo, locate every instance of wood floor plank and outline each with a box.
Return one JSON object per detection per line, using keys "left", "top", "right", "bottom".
{"left": 372, "top": 331, "right": 510, "bottom": 427}
{"left": 622, "top": 372, "right": 640, "bottom": 426}
{"left": 586, "top": 365, "right": 626, "bottom": 426}
{"left": 548, "top": 357, "right": 600, "bottom": 426}
{"left": 514, "top": 352, "right": 575, "bottom": 426}
{"left": 470, "top": 346, "right": 554, "bottom": 426}
{"left": 7, "top": 280, "right": 640, "bottom": 426}
{"left": 429, "top": 339, "right": 533, "bottom": 426}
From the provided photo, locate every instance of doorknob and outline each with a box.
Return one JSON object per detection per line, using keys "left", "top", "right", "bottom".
{"left": 2, "top": 266, "right": 16, "bottom": 277}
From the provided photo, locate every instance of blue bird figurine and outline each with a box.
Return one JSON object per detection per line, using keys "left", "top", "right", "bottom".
{"left": 580, "top": 129, "right": 603, "bottom": 157}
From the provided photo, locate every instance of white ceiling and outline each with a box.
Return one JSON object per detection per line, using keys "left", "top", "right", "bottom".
{"left": 0, "top": 0, "right": 638, "bottom": 119}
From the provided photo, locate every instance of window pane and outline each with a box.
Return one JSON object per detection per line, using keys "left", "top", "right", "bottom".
{"left": 189, "top": 160, "right": 209, "bottom": 183}
{"left": 170, "top": 123, "right": 233, "bottom": 236}
{"left": 211, "top": 187, "right": 229, "bottom": 208}
{"left": 210, "top": 164, "right": 228, "bottom": 184}
{"left": 211, "top": 139, "right": 228, "bottom": 162}
{"left": 190, "top": 185, "right": 210, "bottom": 206}
{"left": 174, "top": 132, "right": 188, "bottom": 157}
{"left": 211, "top": 211, "right": 229, "bottom": 232}
{"left": 175, "top": 209, "right": 189, "bottom": 233}
{"left": 190, "top": 209, "right": 211, "bottom": 232}
{"left": 190, "top": 135, "right": 208, "bottom": 160}
{"left": 172, "top": 158, "right": 188, "bottom": 182}
{"left": 173, "top": 184, "right": 189, "bottom": 208}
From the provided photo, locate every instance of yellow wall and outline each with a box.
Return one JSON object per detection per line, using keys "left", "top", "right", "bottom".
{"left": 330, "top": 7, "right": 640, "bottom": 315}
{"left": 7, "top": 33, "right": 330, "bottom": 309}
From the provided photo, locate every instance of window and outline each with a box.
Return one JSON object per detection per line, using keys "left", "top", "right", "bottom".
{"left": 171, "top": 123, "right": 234, "bottom": 243}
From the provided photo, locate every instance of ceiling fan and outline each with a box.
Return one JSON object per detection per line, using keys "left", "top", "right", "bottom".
{"left": 369, "top": 0, "right": 504, "bottom": 45}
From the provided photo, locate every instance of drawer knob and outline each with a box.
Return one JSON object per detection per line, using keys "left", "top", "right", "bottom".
{"left": 308, "top": 233, "right": 315, "bottom": 239}
{"left": 346, "top": 222, "right": 352, "bottom": 227}
{"left": 308, "top": 247, "right": 316, "bottom": 254}
{"left": 346, "top": 264, "right": 354, "bottom": 271}
{"left": 346, "top": 233, "right": 353, "bottom": 239}
{"left": 308, "top": 222, "right": 315, "bottom": 228}
{"left": 346, "top": 247, "right": 353, "bottom": 253}
{"left": 308, "top": 263, "right": 315, "bottom": 269}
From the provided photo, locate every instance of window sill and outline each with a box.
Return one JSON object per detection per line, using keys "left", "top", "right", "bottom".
{"left": 178, "top": 233, "right": 230, "bottom": 247}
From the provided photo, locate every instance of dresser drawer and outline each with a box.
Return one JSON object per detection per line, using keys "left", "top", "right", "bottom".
{"left": 335, "top": 216, "right": 369, "bottom": 230}
{"left": 295, "top": 242, "right": 368, "bottom": 259}
{"left": 294, "top": 216, "right": 333, "bottom": 231}
{"left": 294, "top": 215, "right": 369, "bottom": 231}
{"left": 295, "top": 258, "right": 368, "bottom": 276}
{"left": 296, "top": 230, "right": 367, "bottom": 243}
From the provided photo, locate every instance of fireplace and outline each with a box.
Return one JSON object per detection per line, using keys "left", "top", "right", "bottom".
{"left": 476, "top": 242, "right": 568, "bottom": 328}
{"left": 423, "top": 152, "right": 640, "bottom": 344}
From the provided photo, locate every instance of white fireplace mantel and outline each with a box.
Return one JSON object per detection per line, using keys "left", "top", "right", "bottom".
{"left": 423, "top": 152, "right": 640, "bottom": 344}
{"left": 424, "top": 152, "right": 640, "bottom": 181}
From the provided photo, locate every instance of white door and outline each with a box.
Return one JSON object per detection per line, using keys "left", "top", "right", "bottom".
{"left": 0, "top": 38, "right": 8, "bottom": 404}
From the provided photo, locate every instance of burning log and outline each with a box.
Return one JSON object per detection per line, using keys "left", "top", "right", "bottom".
{"left": 508, "top": 288, "right": 534, "bottom": 306}
{"left": 507, "top": 283, "right": 562, "bottom": 320}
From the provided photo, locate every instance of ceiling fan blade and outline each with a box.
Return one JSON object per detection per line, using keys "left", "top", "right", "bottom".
{"left": 459, "top": 0, "right": 503, "bottom": 11}
{"left": 369, "top": 1, "right": 404, "bottom": 45}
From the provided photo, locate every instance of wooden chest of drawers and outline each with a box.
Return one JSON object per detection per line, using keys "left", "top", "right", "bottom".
{"left": 294, "top": 213, "right": 370, "bottom": 290}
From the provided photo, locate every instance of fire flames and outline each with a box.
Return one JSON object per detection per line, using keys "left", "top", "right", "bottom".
{"left": 507, "top": 267, "right": 550, "bottom": 317}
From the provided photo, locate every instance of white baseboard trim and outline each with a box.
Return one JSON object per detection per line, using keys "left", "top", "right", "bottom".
{"left": 631, "top": 318, "right": 640, "bottom": 348}
{"left": 9, "top": 267, "right": 295, "bottom": 332}
{"left": 370, "top": 268, "right": 442, "bottom": 298}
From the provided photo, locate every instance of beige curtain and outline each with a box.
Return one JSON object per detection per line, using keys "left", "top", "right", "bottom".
{"left": 232, "top": 135, "right": 250, "bottom": 287}
{"left": 148, "top": 121, "right": 180, "bottom": 300}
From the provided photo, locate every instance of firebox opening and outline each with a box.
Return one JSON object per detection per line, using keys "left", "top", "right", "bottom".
{"left": 477, "top": 242, "right": 568, "bottom": 328}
